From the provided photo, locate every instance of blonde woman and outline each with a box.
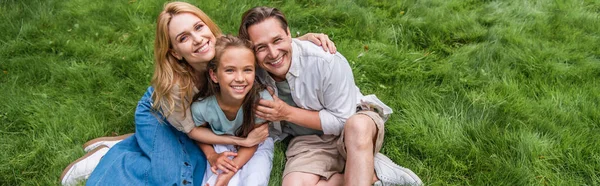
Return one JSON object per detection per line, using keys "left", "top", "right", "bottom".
{"left": 59, "top": 2, "right": 335, "bottom": 185}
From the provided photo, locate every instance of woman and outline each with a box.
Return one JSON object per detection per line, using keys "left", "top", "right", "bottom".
{"left": 59, "top": 2, "right": 335, "bottom": 185}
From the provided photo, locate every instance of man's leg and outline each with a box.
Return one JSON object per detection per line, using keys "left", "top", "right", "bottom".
{"left": 283, "top": 135, "right": 345, "bottom": 186}
{"left": 282, "top": 172, "right": 321, "bottom": 186}
{"left": 342, "top": 114, "right": 379, "bottom": 185}
{"left": 282, "top": 172, "right": 343, "bottom": 186}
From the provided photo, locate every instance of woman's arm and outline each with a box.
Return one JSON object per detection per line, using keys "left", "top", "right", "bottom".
{"left": 187, "top": 124, "right": 268, "bottom": 147}
{"left": 297, "top": 33, "right": 337, "bottom": 54}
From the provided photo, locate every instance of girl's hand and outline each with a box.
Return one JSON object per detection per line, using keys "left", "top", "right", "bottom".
{"left": 241, "top": 124, "right": 268, "bottom": 147}
{"left": 215, "top": 171, "right": 235, "bottom": 186}
{"left": 298, "top": 33, "right": 337, "bottom": 54}
{"left": 207, "top": 151, "right": 238, "bottom": 174}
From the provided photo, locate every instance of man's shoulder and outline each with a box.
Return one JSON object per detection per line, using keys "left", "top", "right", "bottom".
{"left": 293, "top": 39, "right": 338, "bottom": 62}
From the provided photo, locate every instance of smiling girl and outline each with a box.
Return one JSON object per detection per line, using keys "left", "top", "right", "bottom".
{"left": 190, "top": 35, "right": 274, "bottom": 186}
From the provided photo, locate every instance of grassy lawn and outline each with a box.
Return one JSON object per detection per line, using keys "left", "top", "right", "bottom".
{"left": 1, "top": 0, "right": 599, "bottom": 185}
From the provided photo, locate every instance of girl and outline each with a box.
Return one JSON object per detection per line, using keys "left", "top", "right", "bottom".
{"left": 191, "top": 35, "right": 274, "bottom": 186}
{"left": 62, "top": 1, "right": 336, "bottom": 185}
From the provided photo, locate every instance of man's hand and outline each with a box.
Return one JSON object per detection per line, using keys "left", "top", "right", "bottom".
{"left": 206, "top": 152, "right": 238, "bottom": 174}
{"left": 255, "top": 87, "right": 291, "bottom": 122}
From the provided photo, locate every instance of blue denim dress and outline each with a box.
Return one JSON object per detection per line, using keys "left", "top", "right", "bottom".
{"left": 87, "top": 87, "right": 207, "bottom": 185}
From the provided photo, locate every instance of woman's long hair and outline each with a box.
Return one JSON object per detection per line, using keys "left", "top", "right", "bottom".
{"left": 196, "top": 35, "right": 266, "bottom": 138}
{"left": 151, "top": 2, "right": 222, "bottom": 118}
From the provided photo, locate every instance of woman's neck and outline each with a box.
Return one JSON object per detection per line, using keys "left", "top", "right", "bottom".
{"left": 215, "top": 94, "right": 243, "bottom": 121}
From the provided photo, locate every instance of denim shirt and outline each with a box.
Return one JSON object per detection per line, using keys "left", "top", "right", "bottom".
{"left": 87, "top": 87, "right": 207, "bottom": 186}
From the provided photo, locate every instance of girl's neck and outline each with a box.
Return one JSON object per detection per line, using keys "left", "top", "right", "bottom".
{"left": 215, "top": 94, "right": 243, "bottom": 121}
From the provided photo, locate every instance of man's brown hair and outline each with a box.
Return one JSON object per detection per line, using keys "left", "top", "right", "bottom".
{"left": 238, "top": 6, "right": 289, "bottom": 40}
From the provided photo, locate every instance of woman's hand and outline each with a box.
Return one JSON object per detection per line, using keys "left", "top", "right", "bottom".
{"left": 206, "top": 151, "right": 238, "bottom": 174}
{"left": 298, "top": 33, "right": 337, "bottom": 54}
{"left": 240, "top": 124, "right": 268, "bottom": 147}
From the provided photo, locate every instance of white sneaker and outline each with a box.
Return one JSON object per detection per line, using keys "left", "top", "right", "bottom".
{"left": 60, "top": 145, "right": 109, "bottom": 186}
{"left": 82, "top": 133, "right": 132, "bottom": 152}
{"left": 374, "top": 153, "right": 423, "bottom": 186}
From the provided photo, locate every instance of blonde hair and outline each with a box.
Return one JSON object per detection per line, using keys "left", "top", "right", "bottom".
{"left": 151, "top": 1, "right": 222, "bottom": 117}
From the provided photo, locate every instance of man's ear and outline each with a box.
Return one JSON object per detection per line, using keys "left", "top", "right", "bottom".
{"left": 209, "top": 69, "right": 218, "bottom": 83}
{"left": 170, "top": 49, "right": 182, "bottom": 60}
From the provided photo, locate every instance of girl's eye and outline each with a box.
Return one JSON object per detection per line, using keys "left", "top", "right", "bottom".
{"left": 225, "top": 69, "right": 234, "bottom": 73}
{"left": 195, "top": 25, "right": 203, "bottom": 31}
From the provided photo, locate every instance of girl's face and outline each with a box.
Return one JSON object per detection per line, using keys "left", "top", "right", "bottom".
{"left": 168, "top": 13, "right": 216, "bottom": 69}
{"left": 209, "top": 47, "right": 256, "bottom": 103}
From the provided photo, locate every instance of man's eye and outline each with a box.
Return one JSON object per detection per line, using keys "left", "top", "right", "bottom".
{"left": 255, "top": 47, "right": 265, "bottom": 52}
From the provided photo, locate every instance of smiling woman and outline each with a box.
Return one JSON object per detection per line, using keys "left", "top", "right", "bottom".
{"left": 168, "top": 12, "right": 217, "bottom": 70}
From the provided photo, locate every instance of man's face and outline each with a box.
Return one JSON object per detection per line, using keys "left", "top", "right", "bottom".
{"left": 247, "top": 18, "right": 292, "bottom": 82}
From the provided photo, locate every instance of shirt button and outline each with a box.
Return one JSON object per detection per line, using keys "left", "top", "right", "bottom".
{"left": 184, "top": 162, "right": 190, "bottom": 166}
{"left": 183, "top": 180, "right": 189, "bottom": 185}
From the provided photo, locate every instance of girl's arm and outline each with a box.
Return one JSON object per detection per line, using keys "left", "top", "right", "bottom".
{"left": 187, "top": 124, "right": 268, "bottom": 147}
{"left": 215, "top": 145, "right": 259, "bottom": 186}
{"left": 196, "top": 141, "right": 239, "bottom": 174}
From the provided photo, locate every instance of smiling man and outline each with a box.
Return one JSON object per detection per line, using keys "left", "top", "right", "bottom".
{"left": 238, "top": 6, "right": 423, "bottom": 186}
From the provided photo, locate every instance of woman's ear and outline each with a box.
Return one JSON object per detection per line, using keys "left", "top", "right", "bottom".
{"left": 169, "top": 49, "right": 183, "bottom": 61}
{"left": 209, "top": 69, "right": 218, "bottom": 84}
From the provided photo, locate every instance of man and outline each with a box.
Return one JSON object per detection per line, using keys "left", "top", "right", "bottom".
{"left": 238, "top": 6, "right": 423, "bottom": 186}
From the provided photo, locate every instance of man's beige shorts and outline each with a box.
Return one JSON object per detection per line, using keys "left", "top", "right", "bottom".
{"left": 282, "top": 110, "right": 386, "bottom": 179}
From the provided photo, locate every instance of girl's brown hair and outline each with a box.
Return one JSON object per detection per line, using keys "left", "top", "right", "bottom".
{"left": 196, "top": 35, "right": 266, "bottom": 137}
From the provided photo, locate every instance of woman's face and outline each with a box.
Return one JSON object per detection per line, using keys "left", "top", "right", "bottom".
{"left": 168, "top": 13, "right": 216, "bottom": 70}
{"left": 210, "top": 47, "right": 256, "bottom": 103}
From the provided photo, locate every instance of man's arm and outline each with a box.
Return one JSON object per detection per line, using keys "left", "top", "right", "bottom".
{"left": 255, "top": 53, "right": 357, "bottom": 135}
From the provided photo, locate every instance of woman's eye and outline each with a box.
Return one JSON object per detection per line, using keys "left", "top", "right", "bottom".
{"left": 179, "top": 36, "right": 187, "bottom": 42}
{"left": 195, "top": 25, "right": 203, "bottom": 31}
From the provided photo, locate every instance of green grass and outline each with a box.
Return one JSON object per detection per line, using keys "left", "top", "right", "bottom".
{"left": 1, "top": 0, "right": 599, "bottom": 185}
